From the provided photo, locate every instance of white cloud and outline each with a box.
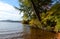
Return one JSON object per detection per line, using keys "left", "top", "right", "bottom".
{"left": 0, "top": 2, "right": 23, "bottom": 21}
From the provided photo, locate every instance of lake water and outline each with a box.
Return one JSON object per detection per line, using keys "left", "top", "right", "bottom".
{"left": 0, "top": 22, "right": 27, "bottom": 39}
{"left": 0, "top": 22, "right": 59, "bottom": 39}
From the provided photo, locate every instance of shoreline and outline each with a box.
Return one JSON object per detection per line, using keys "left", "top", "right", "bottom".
{"left": 0, "top": 21, "right": 22, "bottom": 23}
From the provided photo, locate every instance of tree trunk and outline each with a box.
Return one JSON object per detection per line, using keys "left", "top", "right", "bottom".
{"left": 30, "top": 0, "right": 41, "bottom": 21}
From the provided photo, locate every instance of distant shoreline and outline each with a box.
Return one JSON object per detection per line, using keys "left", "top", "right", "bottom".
{"left": 0, "top": 20, "right": 22, "bottom": 23}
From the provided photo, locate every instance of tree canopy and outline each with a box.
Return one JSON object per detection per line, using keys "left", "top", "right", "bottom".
{"left": 17, "top": 0, "right": 60, "bottom": 32}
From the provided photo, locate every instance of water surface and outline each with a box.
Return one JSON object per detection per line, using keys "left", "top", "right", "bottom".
{"left": 0, "top": 22, "right": 59, "bottom": 39}
{"left": 0, "top": 22, "right": 24, "bottom": 39}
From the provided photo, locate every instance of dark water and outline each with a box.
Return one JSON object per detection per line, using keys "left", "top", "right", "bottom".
{"left": 0, "top": 22, "right": 59, "bottom": 39}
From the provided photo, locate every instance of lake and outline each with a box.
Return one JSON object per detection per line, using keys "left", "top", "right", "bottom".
{"left": 0, "top": 21, "right": 28, "bottom": 39}
{"left": 0, "top": 22, "right": 59, "bottom": 39}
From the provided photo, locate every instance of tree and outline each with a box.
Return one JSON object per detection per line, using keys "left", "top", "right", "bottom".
{"left": 16, "top": 0, "right": 60, "bottom": 32}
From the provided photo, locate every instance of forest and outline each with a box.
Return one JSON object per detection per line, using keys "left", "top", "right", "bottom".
{"left": 15, "top": 0, "right": 60, "bottom": 33}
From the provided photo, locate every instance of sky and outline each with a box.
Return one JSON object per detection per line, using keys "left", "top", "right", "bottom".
{"left": 0, "top": 0, "right": 19, "bottom": 7}
{"left": 0, "top": 0, "right": 59, "bottom": 21}
{"left": 0, "top": 0, "right": 23, "bottom": 21}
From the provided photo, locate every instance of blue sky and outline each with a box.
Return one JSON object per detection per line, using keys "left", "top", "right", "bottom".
{"left": 0, "top": 0, "right": 60, "bottom": 8}
{"left": 0, "top": 0, "right": 19, "bottom": 7}
{"left": 0, "top": 0, "right": 23, "bottom": 21}
{"left": 0, "top": 0, "right": 59, "bottom": 21}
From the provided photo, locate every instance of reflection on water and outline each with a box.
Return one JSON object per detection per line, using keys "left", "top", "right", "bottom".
{"left": 24, "top": 27, "right": 57, "bottom": 39}
{"left": 0, "top": 22, "right": 59, "bottom": 39}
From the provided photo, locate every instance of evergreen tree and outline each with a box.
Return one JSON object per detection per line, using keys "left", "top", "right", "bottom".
{"left": 15, "top": 0, "right": 60, "bottom": 32}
